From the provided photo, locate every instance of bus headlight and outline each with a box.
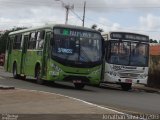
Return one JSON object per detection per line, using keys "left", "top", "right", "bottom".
{"left": 51, "top": 64, "right": 63, "bottom": 72}
{"left": 107, "top": 71, "right": 117, "bottom": 76}
{"left": 92, "top": 69, "right": 101, "bottom": 75}
{"left": 139, "top": 74, "right": 147, "bottom": 78}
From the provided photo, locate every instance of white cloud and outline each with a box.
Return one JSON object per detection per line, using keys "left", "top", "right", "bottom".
{"left": 138, "top": 14, "right": 160, "bottom": 40}
{"left": 88, "top": 17, "right": 121, "bottom": 32}
{"left": 140, "top": 14, "right": 160, "bottom": 30}
{"left": 0, "top": 0, "right": 160, "bottom": 41}
{"left": 0, "top": 6, "right": 66, "bottom": 29}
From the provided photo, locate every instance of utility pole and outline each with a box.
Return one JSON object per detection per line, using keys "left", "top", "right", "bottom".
{"left": 82, "top": 1, "right": 86, "bottom": 27}
{"left": 55, "top": 0, "right": 74, "bottom": 24}
{"left": 64, "top": 5, "right": 74, "bottom": 24}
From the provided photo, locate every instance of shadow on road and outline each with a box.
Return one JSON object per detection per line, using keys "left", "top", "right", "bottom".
{"left": 4, "top": 75, "right": 160, "bottom": 94}
{"left": 99, "top": 83, "right": 160, "bottom": 94}
{"left": 16, "top": 77, "right": 95, "bottom": 92}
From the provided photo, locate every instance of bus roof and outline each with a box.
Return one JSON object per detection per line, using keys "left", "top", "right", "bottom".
{"left": 102, "top": 31, "right": 149, "bottom": 37}
{"left": 9, "top": 24, "right": 100, "bottom": 35}
{"left": 102, "top": 31, "right": 149, "bottom": 42}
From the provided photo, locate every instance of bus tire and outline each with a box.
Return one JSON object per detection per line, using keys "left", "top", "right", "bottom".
{"left": 121, "top": 83, "right": 132, "bottom": 91}
{"left": 35, "top": 65, "right": 43, "bottom": 85}
{"left": 21, "top": 75, "right": 26, "bottom": 80}
{"left": 74, "top": 83, "right": 85, "bottom": 89}
{"left": 13, "top": 63, "right": 19, "bottom": 79}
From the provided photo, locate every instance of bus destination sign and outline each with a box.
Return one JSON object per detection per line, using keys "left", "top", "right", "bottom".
{"left": 110, "top": 32, "right": 149, "bottom": 42}
{"left": 54, "top": 28, "right": 100, "bottom": 39}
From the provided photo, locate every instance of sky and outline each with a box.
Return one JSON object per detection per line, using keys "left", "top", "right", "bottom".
{"left": 0, "top": 0, "right": 160, "bottom": 40}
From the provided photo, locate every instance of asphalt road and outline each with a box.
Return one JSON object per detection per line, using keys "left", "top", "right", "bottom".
{"left": 0, "top": 66, "right": 160, "bottom": 114}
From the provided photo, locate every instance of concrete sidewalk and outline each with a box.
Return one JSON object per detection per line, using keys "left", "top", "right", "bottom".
{"left": 0, "top": 89, "right": 118, "bottom": 114}
{"left": 133, "top": 84, "right": 160, "bottom": 93}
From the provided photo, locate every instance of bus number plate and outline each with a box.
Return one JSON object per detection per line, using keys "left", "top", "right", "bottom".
{"left": 125, "top": 79, "right": 132, "bottom": 83}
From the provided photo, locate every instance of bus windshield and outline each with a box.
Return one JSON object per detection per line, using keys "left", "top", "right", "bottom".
{"left": 107, "top": 40, "right": 148, "bottom": 67}
{"left": 52, "top": 28, "right": 102, "bottom": 66}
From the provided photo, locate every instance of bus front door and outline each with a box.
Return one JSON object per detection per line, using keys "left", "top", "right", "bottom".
{"left": 42, "top": 32, "right": 51, "bottom": 76}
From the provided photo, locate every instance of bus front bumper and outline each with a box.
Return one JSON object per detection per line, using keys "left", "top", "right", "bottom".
{"left": 104, "top": 73, "right": 148, "bottom": 84}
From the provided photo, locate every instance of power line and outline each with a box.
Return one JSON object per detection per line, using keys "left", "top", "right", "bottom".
{"left": 70, "top": 1, "right": 86, "bottom": 27}
{"left": 85, "top": 17, "right": 160, "bottom": 33}
{"left": 1, "top": 1, "right": 160, "bottom": 9}
{"left": 0, "top": 1, "right": 159, "bottom": 33}
{"left": 70, "top": 10, "right": 82, "bottom": 21}
{"left": 0, "top": 19, "right": 160, "bottom": 33}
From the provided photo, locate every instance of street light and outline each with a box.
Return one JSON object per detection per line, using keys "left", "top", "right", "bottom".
{"left": 55, "top": 0, "right": 74, "bottom": 24}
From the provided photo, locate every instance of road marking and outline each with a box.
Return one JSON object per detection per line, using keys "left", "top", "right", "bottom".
{"left": 17, "top": 88, "right": 124, "bottom": 113}
{"left": 17, "top": 88, "right": 146, "bottom": 120}
{"left": 0, "top": 74, "right": 146, "bottom": 119}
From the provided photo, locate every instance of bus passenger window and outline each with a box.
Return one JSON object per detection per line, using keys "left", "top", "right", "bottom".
{"left": 13, "top": 34, "right": 22, "bottom": 49}
{"left": 36, "top": 31, "right": 45, "bottom": 49}
{"left": 28, "top": 32, "right": 37, "bottom": 49}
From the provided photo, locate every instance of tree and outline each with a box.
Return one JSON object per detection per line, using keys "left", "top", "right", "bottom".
{"left": 149, "top": 39, "right": 153, "bottom": 43}
{"left": 97, "top": 28, "right": 104, "bottom": 33}
{"left": 153, "top": 40, "right": 158, "bottom": 43}
{"left": 91, "top": 24, "right": 97, "bottom": 30}
{"left": 91, "top": 24, "right": 104, "bottom": 33}
{"left": 0, "top": 27, "right": 27, "bottom": 54}
{"left": 0, "top": 31, "right": 10, "bottom": 54}
{"left": 149, "top": 39, "right": 158, "bottom": 43}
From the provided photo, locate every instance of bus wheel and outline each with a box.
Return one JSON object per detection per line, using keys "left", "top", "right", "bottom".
{"left": 35, "top": 66, "right": 43, "bottom": 85}
{"left": 121, "top": 83, "right": 132, "bottom": 91}
{"left": 21, "top": 75, "right": 26, "bottom": 80}
{"left": 13, "top": 63, "right": 19, "bottom": 79}
{"left": 74, "top": 83, "right": 85, "bottom": 89}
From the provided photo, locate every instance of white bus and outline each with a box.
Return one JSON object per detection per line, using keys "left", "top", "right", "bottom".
{"left": 102, "top": 32, "right": 149, "bottom": 91}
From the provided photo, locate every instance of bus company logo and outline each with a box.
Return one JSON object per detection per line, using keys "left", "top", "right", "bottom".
{"left": 127, "top": 74, "right": 131, "bottom": 77}
{"left": 112, "top": 65, "right": 122, "bottom": 71}
{"left": 112, "top": 65, "right": 137, "bottom": 71}
{"left": 122, "top": 66, "right": 137, "bottom": 69}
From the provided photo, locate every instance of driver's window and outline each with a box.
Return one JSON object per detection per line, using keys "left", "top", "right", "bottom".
{"left": 119, "top": 42, "right": 130, "bottom": 56}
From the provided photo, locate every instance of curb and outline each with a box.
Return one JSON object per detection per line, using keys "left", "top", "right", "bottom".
{"left": 133, "top": 86, "right": 160, "bottom": 93}
{"left": 0, "top": 85, "right": 15, "bottom": 90}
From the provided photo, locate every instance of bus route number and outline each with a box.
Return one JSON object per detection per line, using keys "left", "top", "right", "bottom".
{"left": 58, "top": 48, "right": 73, "bottom": 54}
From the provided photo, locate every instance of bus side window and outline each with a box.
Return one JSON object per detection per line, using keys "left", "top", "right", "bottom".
{"left": 28, "top": 32, "right": 37, "bottom": 49}
{"left": 36, "top": 30, "right": 45, "bottom": 49}
{"left": 13, "top": 34, "right": 22, "bottom": 50}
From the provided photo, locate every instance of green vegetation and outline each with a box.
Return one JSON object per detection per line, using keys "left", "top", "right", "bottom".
{"left": 91, "top": 24, "right": 104, "bottom": 33}
{"left": 0, "top": 27, "right": 27, "bottom": 54}
{"left": 149, "top": 39, "right": 158, "bottom": 43}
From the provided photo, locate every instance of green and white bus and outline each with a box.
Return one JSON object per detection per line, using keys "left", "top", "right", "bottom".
{"left": 5, "top": 24, "right": 104, "bottom": 89}
{"left": 102, "top": 32, "right": 149, "bottom": 91}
